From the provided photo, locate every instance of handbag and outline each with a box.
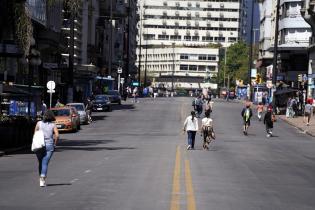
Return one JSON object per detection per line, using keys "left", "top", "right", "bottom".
{"left": 31, "top": 128, "right": 45, "bottom": 152}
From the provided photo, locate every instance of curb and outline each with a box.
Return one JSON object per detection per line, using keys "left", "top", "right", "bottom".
{"left": 279, "top": 117, "right": 315, "bottom": 137}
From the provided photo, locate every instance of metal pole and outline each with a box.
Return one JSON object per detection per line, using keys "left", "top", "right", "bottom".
{"left": 224, "top": 47, "right": 226, "bottom": 88}
{"left": 144, "top": 38, "right": 148, "bottom": 87}
{"left": 109, "top": 0, "right": 113, "bottom": 75}
{"left": 28, "top": 63, "right": 32, "bottom": 117}
{"left": 118, "top": 73, "right": 121, "bottom": 92}
{"left": 247, "top": 0, "right": 256, "bottom": 101}
{"left": 172, "top": 42, "right": 175, "bottom": 92}
{"left": 68, "top": 9, "right": 75, "bottom": 103}
{"left": 138, "top": 16, "right": 143, "bottom": 86}
{"left": 126, "top": 0, "right": 131, "bottom": 78}
{"left": 272, "top": 0, "right": 281, "bottom": 109}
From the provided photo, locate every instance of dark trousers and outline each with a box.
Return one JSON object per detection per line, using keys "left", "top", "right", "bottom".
{"left": 187, "top": 131, "right": 197, "bottom": 148}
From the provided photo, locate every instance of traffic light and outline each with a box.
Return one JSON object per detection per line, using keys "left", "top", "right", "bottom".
{"left": 298, "top": 74, "right": 302, "bottom": 82}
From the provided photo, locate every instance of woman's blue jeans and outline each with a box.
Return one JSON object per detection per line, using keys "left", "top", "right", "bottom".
{"left": 187, "top": 131, "right": 197, "bottom": 149}
{"left": 36, "top": 144, "right": 54, "bottom": 177}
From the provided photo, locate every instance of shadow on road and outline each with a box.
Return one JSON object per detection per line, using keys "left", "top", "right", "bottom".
{"left": 55, "top": 146, "right": 136, "bottom": 152}
{"left": 91, "top": 114, "right": 108, "bottom": 122}
{"left": 112, "top": 104, "right": 135, "bottom": 111}
{"left": 47, "top": 183, "right": 72, "bottom": 187}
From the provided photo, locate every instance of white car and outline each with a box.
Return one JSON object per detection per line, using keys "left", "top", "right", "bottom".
{"left": 66, "top": 103, "right": 89, "bottom": 124}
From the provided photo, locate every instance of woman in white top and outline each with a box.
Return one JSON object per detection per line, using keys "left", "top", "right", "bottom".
{"left": 183, "top": 111, "right": 199, "bottom": 150}
{"left": 201, "top": 111, "right": 215, "bottom": 150}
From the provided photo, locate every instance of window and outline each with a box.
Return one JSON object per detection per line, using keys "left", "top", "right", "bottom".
{"left": 170, "top": 35, "right": 181, "bottom": 40}
{"left": 198, "top": 55, "right": 207, "bottom": 60}
{"left": 189, "top": 65, "right": 197, "bottom": 71}
{"left": 180, "top": 54, "right": 188, "bottom": 60}
{"left": 192, "top": 36, "right": 199, "bottom": 41}
{"left": 158, "top": 35, "right": 169, "bottom": 40}
{"left": 202, "top": 36, "right": 213, "bottom": 41}
{"left": 180, "top": 65, "right": 188, "bottom": 70}
{"left": 207, "top": 66, "right": 216, "bottom": 71}
{"left": 184, "top": 36, "right": 192, "bottom": 41}
{"left": 207, "top": 55, "right": 216, "bottom": 61}
{"left": 198, "top": 66, "right": 206, "bottom": 71}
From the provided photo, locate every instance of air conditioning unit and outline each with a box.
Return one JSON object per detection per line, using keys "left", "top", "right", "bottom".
{"left": 187, "top": 12, "right": 191, "bottom": 17}
{"left": 207, "top": 12, "right": 211, "bottom": 17}
{"left": 163, "top": 20, "right": 167, "bottom": 25}
{"left": 187, "top": 20, "right": 191, "bottom": 26}
{"left": 175, "top": 21, "right": 179, "bottom": 26}
{"left": 206, "top": 31, "right": 211, "bottom": 36}
{"left": 186, "top": 30, "right": 191, "bottom": 35}
{"left": 163, "top": 1, "right": 167, "bottom": 6}
{"left": 207, "top": 21, "right": 211, "bottom": 27}
{"left": 188, "top": 2, "right": 192, "bottom": 7}
{"left": 220, "top": 13, "right": 224, "bottom": 18}
{"left": 219, "top": 22, "right": 223, "bottom": 27}
{"left": 219, "top": 31, "right": 223, "bottom": 36}
{"left": 163, "top": 11, "right": 167, "bottom": 16}
{"left": 174, "top": 29, "right": 179, "bottom": 35}
{"left": 220, "top": 3, "right": 224, "bottom": 8}
{"left": 195, "top": 12, "right": 200, "bottom": 17}
{"left": 208, "top": 3, "right": 212, "bottom": 8}
{"left": 194, "top": 30, "right": 199, "bottom": 36}
{"left": 195, "top": 21, "right": 199, "bottom": 27}
{"left": 175, "top": 2, "right": 180, "bottom": 7}
{"left": 162, "top": 30, "right": 167, "bottom": 35}
{"left": 196, "top": 2, "right": 200, "bottom": 7}
{"left": 175, "top": 11, "right": 179, "bottom": 16}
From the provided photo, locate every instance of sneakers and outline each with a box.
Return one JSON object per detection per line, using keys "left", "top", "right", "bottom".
{"left": 39, "top": 177, "right": 46, "bottom": 187}
{"left": 187, "top": 145, "right": 191, "bottom": 150}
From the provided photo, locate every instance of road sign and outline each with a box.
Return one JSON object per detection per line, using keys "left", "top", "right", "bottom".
{"left": 47, "top": 89, "right": 55, "bottom": 93}
{"left": 120, "top": 78, "right": 125, "bottom": 83}
{"left": 266, "top": 80, "right": 272, "bottom": 89}
{"left": 46, "top": 81, "right": 55, "bottom": 90}
{"left": 132, "top": 82, "right": 139, "bottom": 86}
{"left": 117, "top": 67, "right": 122, "bottom": 74}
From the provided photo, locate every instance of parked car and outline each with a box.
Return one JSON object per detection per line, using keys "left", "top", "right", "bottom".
{"left": 106, "top": 90, "right": 122, "bottom": 105}
{"left": 50, "top": 106, "right": 80, "bottom": 132}
{"left": 66, "top": 103, "right": 88, "bottom": 124}
{"left": 92, "top": 95, "right": 112, "bottom": 112}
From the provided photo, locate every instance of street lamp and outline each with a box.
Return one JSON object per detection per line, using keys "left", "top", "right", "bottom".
{"left": 172, "top": 42, "right": 175, "bottom": 93}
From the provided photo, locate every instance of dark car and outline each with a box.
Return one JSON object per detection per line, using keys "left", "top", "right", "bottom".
{"left": 92, "top": 95, "right": 112, "bottom": 112}
{"left": 106, "top": 90, "right": 122, "bottom": 105}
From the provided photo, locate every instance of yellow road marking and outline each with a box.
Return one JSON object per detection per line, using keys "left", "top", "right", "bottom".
{"left": 185, "top": 159, "right": 196, "bottom": 210}
{"left": 170, "top": 146, "right": 181, "bottom": 210}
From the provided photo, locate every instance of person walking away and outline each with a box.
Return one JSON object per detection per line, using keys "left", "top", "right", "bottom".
{"left": 204, "top": 98, "right": 213, "bottom": 117}
{"left": 256, "top": 102, "right": 264, "bottom": 121}
{"left": 133, "top": 87, "right": 138, "bottom": 103}
{"left": 41, "top": 100, "right": 47, "bottom": 116}
{"left": 85, "top": 97, "right": 93, "bottom": 123}
{"left": 304, "top": 101, "right": 313, "bottom": 126}
{"left": 291, "top": 97, "right": 297, "bottom": 117}
{"left": 201, "top": 111, "right": 215, "bottom": 150}
{"left": 183, "top": 111, "right": 199, "bottom": 150}
{"left": 34, "top": 110, "right": 59, "bottom": 187}
{"left": 241, "top": 104, "right": 253, "bottom": 135}
{"left": 264, "top": 107, "right": 275, "bottom": 137}
{"left": 195, "top": 95, "right": 203, "bottom": 118}
{"left": 55, "top": 99, "right": 64, "bottom": 108}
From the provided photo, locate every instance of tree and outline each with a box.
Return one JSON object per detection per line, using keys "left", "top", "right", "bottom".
{"left": 217, "top": 41, "right": 249, "bottom": 88}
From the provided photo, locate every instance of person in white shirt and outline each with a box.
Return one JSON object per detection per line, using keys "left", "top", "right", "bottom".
{"left": 183, "top": 111, "right": 199, "bottom": 150}
{"left": 201, "top": 112, "right": 215, "bottom": 150}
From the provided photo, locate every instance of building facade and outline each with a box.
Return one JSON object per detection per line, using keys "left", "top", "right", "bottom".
{"left": 136, "top": 0, "right": 241, "bottom": 89}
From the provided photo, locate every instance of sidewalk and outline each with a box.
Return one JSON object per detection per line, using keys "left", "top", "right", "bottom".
{"left": 278, "top": 115, "right": 315, "bottom": 137}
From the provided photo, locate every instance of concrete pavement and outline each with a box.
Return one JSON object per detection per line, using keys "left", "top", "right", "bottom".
{"left": 278, "top": 115, "right": 315, "bottom": 137}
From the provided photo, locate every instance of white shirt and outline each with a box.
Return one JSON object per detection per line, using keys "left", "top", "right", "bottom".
{"left": 202, "top": 117, "right": 213, "bottom": 127}
{"left": 183, "top": 116, "right": 199, "bottom": 131}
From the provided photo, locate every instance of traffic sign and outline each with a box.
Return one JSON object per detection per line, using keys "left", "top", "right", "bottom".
{"left": 120, "top": 78, "right": 125, "bottom": 83}
{"left": 266, "top": 80, "right": 272, "bottom": 89}
{"left": 46, "top": 81, "right": 55, "bottom": 90}
{"left": 117, "top": 67, "right": 122, "bottom": 74}
{"left": 47, "top": 89, "right": 55, "bottom": 93}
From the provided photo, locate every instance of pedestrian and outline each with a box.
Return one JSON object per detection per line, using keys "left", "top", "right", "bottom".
{"left": 55, "top": 99, "right": 64, "bottom": 108}
{"left": 41, "top": 100, "right": 47, "bottom": 116}
{"left": 304, "top": 101, "right": 313, "bottom": 126}
{"left": 85, "top": 97, "right": 93, "bottom": 123}
{"left": 256, "top": 102, "right": 264, "bottom": 121}
{"left": 264, "top": 107, "right": 276, "bottom": 137}
{"left": 195, "top": 95, "right": 203, "bottom": 117}
{"left": 201, "top": 111, "right": 215, "bottom": 150}
{"left": 241, "top": 103, "right": 253, "bottom": 135}
{"left": 183, "top": 111, "right": 199, "bottom": 150}
{"left": 133, "top": 87, "right": 138, "bottom": 103}
{"left": 34, "top": 110, "right": 59, "bottom": 187}
{"left": 204, "top": 98, "right": 213, "bottom": 117}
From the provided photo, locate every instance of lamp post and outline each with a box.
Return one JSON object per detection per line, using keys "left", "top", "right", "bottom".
{"left": 172, "top": 42, "right": 175, "bottom": 93}
{"left": 272, "top": 0, "right": 281, "bottom": 109}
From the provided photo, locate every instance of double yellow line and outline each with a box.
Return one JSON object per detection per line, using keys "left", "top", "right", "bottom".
{"left": 170, "top": 146, "right": 196, "bottom": 210}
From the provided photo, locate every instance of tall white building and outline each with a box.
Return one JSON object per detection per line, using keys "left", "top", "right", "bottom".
{"left": 136, "top": 0, "right": 241, "bottom": 89}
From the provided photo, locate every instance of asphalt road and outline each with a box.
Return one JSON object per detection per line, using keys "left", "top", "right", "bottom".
{"left": 1, "top": 97, "right": 315, "bottom": 210}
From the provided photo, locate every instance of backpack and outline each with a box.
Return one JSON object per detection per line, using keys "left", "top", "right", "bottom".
{"left": 192, "top": 99, "right": 196, "bottom": 106}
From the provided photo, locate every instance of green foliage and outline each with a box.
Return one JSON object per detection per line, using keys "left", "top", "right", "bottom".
{"left": 14, "top": 3, "right": 33, "bottom": 56}
{"left": 218, "top": 41, "right": 249, "bottom": 88}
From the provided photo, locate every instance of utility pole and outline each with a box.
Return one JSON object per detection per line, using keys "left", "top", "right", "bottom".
{"left": 247, "top": 0, "right": 256, "bottom": 101}
{"left": 224, "top": 47, "right": 227, "bottom": 88}
{"left": 109, "top": 0, "right": 113, "bottom": 75}
{"left": 144, "top": 36, "right": 148, "bottom": 87}
{"left": 272, "top": 0, "right": 281, "bottom": 94}
{"left": 172, "top": 42, "right": 175, "bottom": 92}
{"left": 138, "top": 10, "right": 143, "bottom": 86}
{"left": 68, "top": 7, "right": 75, "bottom": 103}
{"left": 126, "top": 0, "right": 131, "bottom": 79}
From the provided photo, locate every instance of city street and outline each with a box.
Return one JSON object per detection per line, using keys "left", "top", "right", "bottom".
{"left": 1, "top": 97, "right": 315, "bottom": 210}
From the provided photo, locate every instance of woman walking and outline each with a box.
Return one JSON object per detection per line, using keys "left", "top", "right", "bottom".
{"left": 183, "top": 111, "right": 199, "bottom": 150}
{"left": 264, "top": 107, "right": 275, "bottom": 137}
{"left": 34, "top": 110, "right": 59, "bottom": 187}
{"left": 201, "top": 111, "right": 215, "bottom": 150}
